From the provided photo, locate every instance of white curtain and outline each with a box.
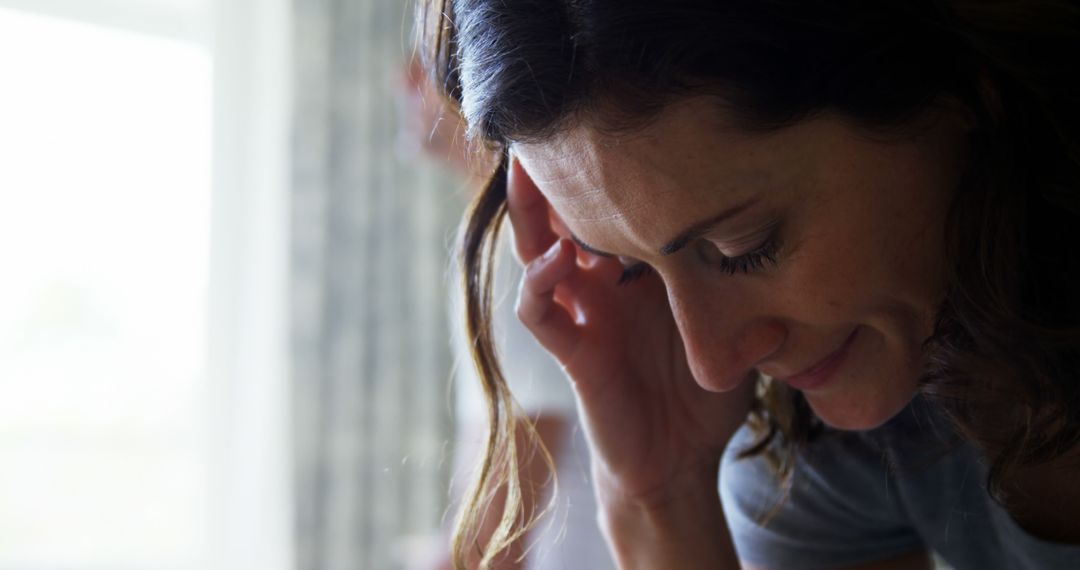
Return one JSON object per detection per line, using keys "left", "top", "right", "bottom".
{"left": 290, "top": 1, "right": 460, "bottom": 568}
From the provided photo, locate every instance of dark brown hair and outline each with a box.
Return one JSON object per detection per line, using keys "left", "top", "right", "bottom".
{"left": 418, "top": 0, "right": 1080, "bottom": 566}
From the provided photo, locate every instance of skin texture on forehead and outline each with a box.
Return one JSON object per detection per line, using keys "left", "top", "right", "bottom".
{"left": 515, "top": 99, "right": 806, "bottom": 259}
{"left": 512, "top": 96, "right": 971, "bottom": 430}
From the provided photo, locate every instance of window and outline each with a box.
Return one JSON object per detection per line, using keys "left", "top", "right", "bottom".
{"left": 0, "top": 4, "right": 212, "bottom": 568}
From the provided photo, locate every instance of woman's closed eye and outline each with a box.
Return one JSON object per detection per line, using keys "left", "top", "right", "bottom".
{"left": 616, "top": 232, "right": 781, "bottom": 286}
{"left": 694, "top": 235, "right": 780, "bottom": 276}
{"left": 617, "top": 260, "right": 655, "bottom": 285}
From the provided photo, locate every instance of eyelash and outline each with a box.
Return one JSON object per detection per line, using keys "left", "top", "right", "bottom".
{"left": 616, "top": 236, "right": 780, "bottom": 286}
{"left": 616, "top": 263, "right": 655, "bottom": 285}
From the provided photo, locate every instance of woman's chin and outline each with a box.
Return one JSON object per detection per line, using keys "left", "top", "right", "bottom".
{"left": 804, "top": 388, "right": 918, "bottom": 431}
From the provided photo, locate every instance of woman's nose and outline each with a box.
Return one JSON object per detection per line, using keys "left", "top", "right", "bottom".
{"left": 665, "top": 279, "right": 786, "bottom": 392}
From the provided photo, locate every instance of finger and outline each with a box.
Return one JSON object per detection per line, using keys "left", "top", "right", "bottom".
{"left": 507, "top": 155, "right": 559, "bottom": 262}
{"left": 516, "top": 239, "right": 582, "bottom": 357}
{"left": 555, "top": 256, "right": 625, "bottom": 324}
{"left": 575, "top": 246, "right": 622, "bottom": 276}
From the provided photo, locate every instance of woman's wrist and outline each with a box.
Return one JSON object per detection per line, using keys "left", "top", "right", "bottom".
{"left": 594, "top": 468, "right": 739, "bottom": 569}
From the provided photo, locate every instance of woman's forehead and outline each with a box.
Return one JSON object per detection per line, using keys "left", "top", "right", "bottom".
{"left": 511, "top": 101, "right": 803, "bottom": 253}
{"left": 516, "top": 134, "right": 678, "bottom": 245}
{"left": 517, "top": 152, "right": 754, "bottom": 260}
{"left": 514, "top": 142, "right": 674, "bottom": 256}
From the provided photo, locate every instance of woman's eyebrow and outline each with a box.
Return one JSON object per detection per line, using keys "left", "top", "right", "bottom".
{"left": 658, "top": 197, "right": 759, "bottom": 255}
{"left": 570, "top": 197, "right": 760, "bottom": 259}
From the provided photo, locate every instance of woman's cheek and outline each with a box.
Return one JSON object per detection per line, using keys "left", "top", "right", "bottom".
{"left": 777, "top": 237, "right": 869, "bottom": 323}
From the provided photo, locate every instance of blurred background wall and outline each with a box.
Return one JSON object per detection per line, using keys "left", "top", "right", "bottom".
{"left": 289, "top": 1, "right": 459, "bottom": 569}
{"left": 0, "top": 0, "right": 461, "bottom": 568}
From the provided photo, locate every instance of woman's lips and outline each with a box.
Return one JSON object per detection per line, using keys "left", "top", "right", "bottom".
{"left": 780, "top": 327, "right": 860, "bottom": 391}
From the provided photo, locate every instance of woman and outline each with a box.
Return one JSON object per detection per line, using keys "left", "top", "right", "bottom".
{"left": 418, "top": 1, "right": 1080, "bottom": 568}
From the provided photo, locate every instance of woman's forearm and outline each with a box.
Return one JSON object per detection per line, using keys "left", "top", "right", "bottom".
{"left": 596, "top": 471, "right": 740, "bottom": 570}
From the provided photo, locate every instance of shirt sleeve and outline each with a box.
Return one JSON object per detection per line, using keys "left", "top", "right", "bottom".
{"left": 719, "top": 423, "right": 925, "bottom": 569}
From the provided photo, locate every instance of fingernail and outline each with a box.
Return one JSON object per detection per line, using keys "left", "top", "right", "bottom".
{"left": 541, "top": 240, "right": 562, "bottom": 261}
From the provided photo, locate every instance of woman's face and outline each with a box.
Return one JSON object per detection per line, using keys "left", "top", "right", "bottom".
{"left": 513, "top": 97, "right": 971, "bottom": 430}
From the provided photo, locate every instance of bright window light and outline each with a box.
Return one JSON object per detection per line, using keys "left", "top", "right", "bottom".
{"left": 0, "top": 6, "right": 210, "bottom": 569}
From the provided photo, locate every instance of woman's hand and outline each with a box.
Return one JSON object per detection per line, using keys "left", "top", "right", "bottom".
{"left": 507, "top": 156, "right": 755, "bottom": 510}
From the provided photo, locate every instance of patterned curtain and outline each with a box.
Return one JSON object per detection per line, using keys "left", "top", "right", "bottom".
{"left": 290, "top": 1, "right": 460, "bottom": 567}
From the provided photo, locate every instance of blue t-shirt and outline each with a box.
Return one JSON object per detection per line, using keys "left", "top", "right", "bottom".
{"left": 720, "top": 398, "right": 1080, "bottom": 569}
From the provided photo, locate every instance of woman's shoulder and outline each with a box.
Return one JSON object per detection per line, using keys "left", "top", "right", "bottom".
{"left": 720, "top": 413, "right": 928, "bottom": 569}
{"left": 720, "top": 396, "right": 1080, "bottom": 569}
